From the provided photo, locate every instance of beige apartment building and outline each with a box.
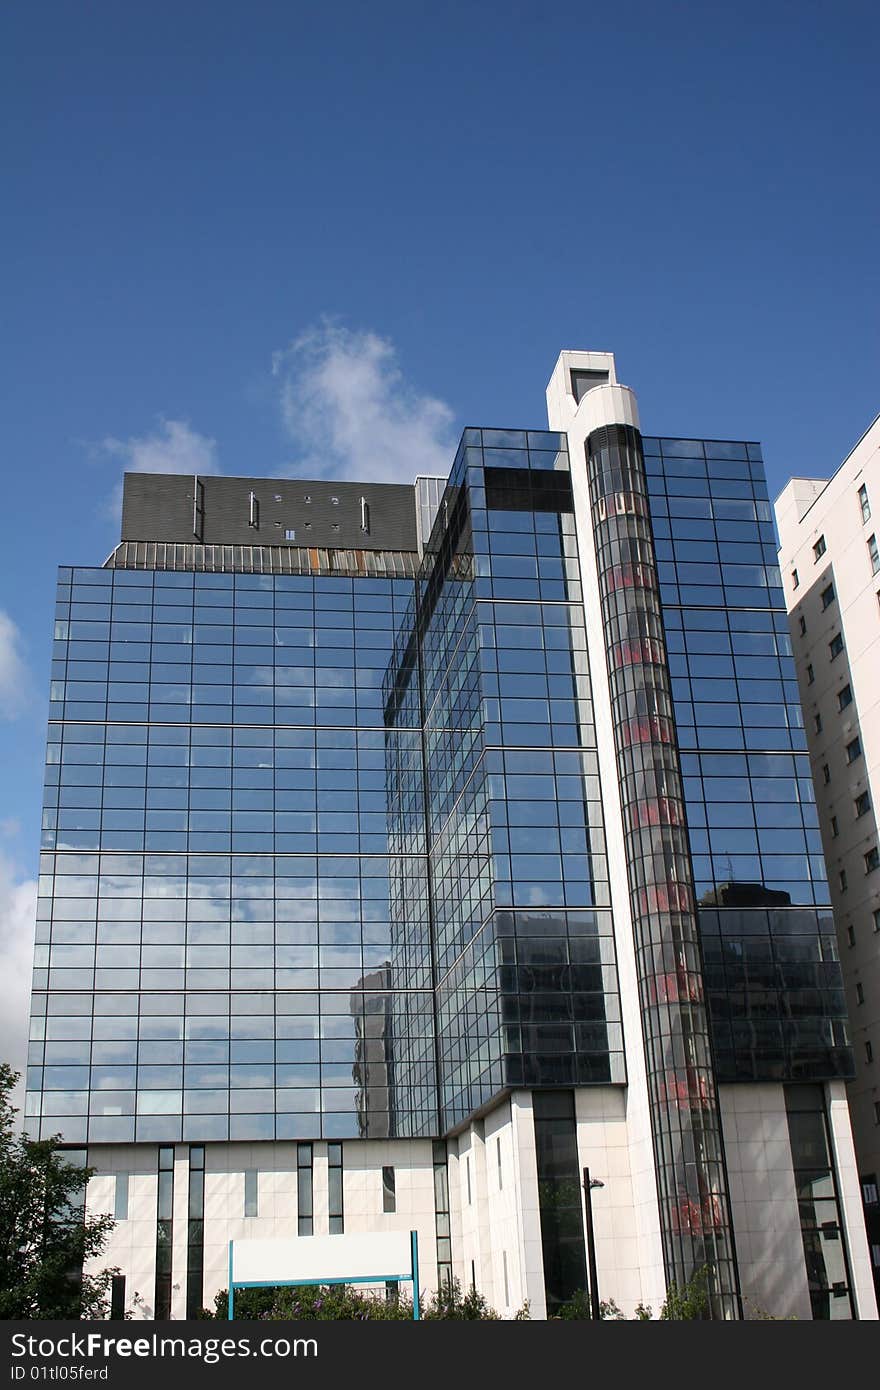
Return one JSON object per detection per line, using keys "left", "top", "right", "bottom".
{"left": 776, "top": 413, "right": 880, "bottom": 1299}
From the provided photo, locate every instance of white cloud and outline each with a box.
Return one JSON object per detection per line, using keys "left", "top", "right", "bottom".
{"left": 272, "top": 321, "right": 456, "bottom": 483}
{"left": 101, "top": 419, "right": 220, "bottom": 520}
{"left": 0, "top": 851, "right": 37, "bottom": 1117}
{"left": 0, "top": 610, "right": 30, "bottom": 720}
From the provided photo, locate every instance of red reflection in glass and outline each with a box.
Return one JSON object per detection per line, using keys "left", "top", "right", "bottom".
{"left": 605, "top": 562, "right": 657, "bottom": 593}
{"left": 619, "top": 715, "right": 675, "bottom": 747}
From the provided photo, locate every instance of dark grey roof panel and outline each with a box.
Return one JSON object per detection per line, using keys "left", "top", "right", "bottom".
{"left": 120, "top": 473, "right": 420, "bottom": 551}
{"left": 104, "top": 540, "right": 418, "bottom": 577}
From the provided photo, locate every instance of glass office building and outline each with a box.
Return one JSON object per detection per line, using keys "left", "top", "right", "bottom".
{"left": 23, "top": 353, "right": 877, "bottom": 1320}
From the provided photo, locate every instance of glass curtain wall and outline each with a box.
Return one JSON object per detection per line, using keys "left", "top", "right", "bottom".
{"left": 385, "top": 430, "right": 625, "bottom": 1134}
{"left": 643, "top": 437, "right": 852, "bottom": 1085}
{"left": 28, "top": 566, "right": 435, "bottom": 1144}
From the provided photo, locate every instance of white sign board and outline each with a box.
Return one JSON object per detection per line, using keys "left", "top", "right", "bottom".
{"left": 231, "top": 1231, "right": 413, "bottom": 1286}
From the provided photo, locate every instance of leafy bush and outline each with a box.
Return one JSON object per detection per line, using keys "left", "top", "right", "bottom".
{"left": 552, "top": 1288, "right": 593, "bottom": 1320}
{"left": 659, "top": 1266, "right": 710, "bottom": 1320}
{"left": 423, "top": 1277, "right": 500, "bottom": 1320}
{"left": 210, "top": 1282, "right": 412, "bottom": 1320}
{"left": 551, "top": 1267, "right": 716, "bottom": 1321}
{"left": 208, "top": 1274, "right": 529, "bottom": 1321}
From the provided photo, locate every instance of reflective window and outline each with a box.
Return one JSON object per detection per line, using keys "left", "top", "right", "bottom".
{"left": 328, "top": 1142, "right": 344, "bottom": 1234}
{"left": 846, "top": 737, "right": 862, "bottom": 764}
{"left": 33, "top": 569, "right": 434, "bottom": 1143}
{"left": 155, "top": 1146, "right": 174, "bottom": 1320}
{"left": 785, "top": 1085, "right": 854, "bottom": 1319}
{"left": 114, "top": 1172, "right": 128, "bottom": 1220}
{"left": 652, "top": 437, "right": 849, "bottom": 1087}
{"left": 244, "top": 1169, "right": 258, "bottom": 1217}
{"left": 391, "top": 431, "right": 622, "bottom": 1129}
{"left": 297, "top": 1143, "right": 313, "bottom": 1235}
{"left": 382, "top": 1165, "right": 396, "bottom": 1213}
{"left": 186, "top": 1145, "right": 204, "bottom": 1317}
{"left": 533, "top": 1091, "right": 587, "bottom": 1312}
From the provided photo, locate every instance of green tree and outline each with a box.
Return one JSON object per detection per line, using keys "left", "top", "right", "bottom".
{"left": 659, "top": 1266, "right": 710, "bottom": 1320}
{"left": 423, "top": 1276, "right": 500, "bottom": 1320}
{"left": 0, "top": 1064, "right": 118, "bottom": 1319}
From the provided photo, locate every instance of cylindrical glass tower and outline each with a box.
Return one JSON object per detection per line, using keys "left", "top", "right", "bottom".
{"left": 586, "top": 418, "right": 740, "bottom": 1318}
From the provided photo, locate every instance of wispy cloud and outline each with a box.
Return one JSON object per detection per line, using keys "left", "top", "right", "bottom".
{"left": 0, "top": 611, "right": 30, "bottom": 720}
{"left": 272, "top": 321, "right": 456, "bottom": 483}
{"left": 0, "top": 851, "right": 37, "bottom": 1116}
{"left": 100, "top": 418, "right": 220, "bottom": 519}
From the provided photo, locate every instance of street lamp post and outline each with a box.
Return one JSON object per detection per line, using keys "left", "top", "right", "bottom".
{"left": 582, "top": 1168, "right": 604, "bottom": 1320}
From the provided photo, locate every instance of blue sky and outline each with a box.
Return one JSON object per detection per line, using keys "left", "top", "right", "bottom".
{"left": 1, "top": 0, "right": 877, "bottom": 1075}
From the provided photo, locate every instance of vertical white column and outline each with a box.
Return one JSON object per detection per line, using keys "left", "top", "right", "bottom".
{"left": 170, "top": 1146, "right": 189, "bottom": 1320}
{"left": 826, "top": 1081, "right": 879, "bottom": 1318}
{"left": 313, "top": 1144, "right": 329, "bottom": 1235}
{"left": 545, "top": 356, "right": 666, "bottom": 1294}
{"left": 509, "top": 1091, "right": 548, "bottom": 1317}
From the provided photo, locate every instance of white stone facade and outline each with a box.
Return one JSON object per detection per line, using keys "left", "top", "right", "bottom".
{"left": 85, "top": 1078, "right": 878, "bottom": 1319}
